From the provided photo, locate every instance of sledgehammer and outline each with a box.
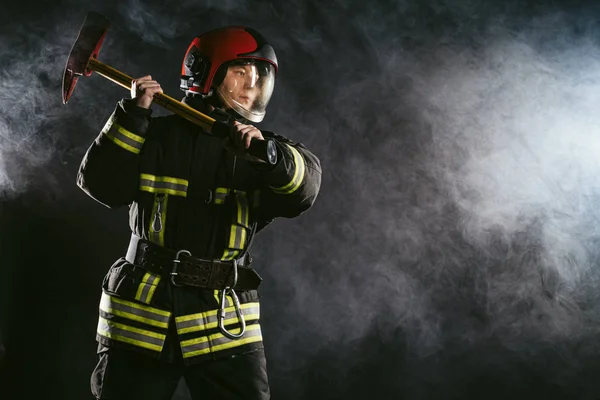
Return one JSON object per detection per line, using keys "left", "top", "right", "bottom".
{"left": 62, "top": 11, "right": 277, "bottom": 164}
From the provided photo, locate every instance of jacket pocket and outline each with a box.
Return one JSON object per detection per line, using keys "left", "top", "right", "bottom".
{"left": 102, "top": 257, "right": 145, "bottom": 300}
{"left": 238, "top": 289, "right": 260, "bottom": 304}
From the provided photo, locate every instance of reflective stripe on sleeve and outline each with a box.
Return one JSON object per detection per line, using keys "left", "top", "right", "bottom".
{"left": 139, "top": 174, "right": 189, "bottom": 197}
{"left": 97, "top": 317, "right": 166, "bottom": 352}
{"left": 175, "top": 302, "right": 260, "bottom": 335}
{"left": 102, "top": 118, "right": 145, "bottom": 154}
{"left": 100, "top": 292, "right": 171, "bottom": 329}
{"left": 180, "top": 324, "right": 262, "bottom": 359}
{"left": 270, "top": 145, "right": 305, "bottom": 194}
{"left": 135, "top": 273, "right": 161, "bottom": 305}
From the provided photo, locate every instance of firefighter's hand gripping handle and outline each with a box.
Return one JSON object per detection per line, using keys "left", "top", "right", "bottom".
{"left": 212, "top": 121, "right": 278, "bottom": 165}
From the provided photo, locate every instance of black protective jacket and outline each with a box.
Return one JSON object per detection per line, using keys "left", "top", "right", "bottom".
{"left": 78, "top": 98, "right": 321, "bottom": 364}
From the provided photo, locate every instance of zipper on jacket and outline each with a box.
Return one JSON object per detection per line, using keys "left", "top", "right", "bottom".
{"left": 152, "top": 193, "right": 165, "bottom": 233}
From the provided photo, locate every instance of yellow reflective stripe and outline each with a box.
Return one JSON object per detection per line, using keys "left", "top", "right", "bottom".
{"left": 175, "top": 302, "right": 259, "bottom": 334}
{"left": 101, "top": 305, "right": 168, "bottom": 329}
{"left": 147, "top": 278, "right": 160, "bottom": 303}
{"left": 116, "top": 124, "right": 144, "bottom": 142}
{"left": 108, "top": 293, "right": 171, "bottom": 317}
{"left": 175, "top": 301, "right": 255, "bottom": 324}
{"left": 180, "top": 324, "right": 262, "bottom": 348}
{"left": 214, "top": 187, "right": 229, "bottom": 204}
{"left": 135, "top": 273, "right": 161, "bottom": 304}
{"left": 97, "top": 317, "right": 165, "bottom": 352}
{"left": 221, "top": 249, "right": 239, "bottom": 261}
{"left": 217, "top": 189, "right": 250, "bottom": 258}
{"left": 140, "top": 174, "right": 188, "bottom": 185}
{"left": 228, "top": 224, "right": 238, "bottom": 248}
{"left": 158, "top": 194, "right": 168, "bottom": 246}
{"left": 270, "top": 145, "right": 305, "bottom": 194}
{"left": 211, "top": 290, "right": 233, "bottom": 307}
{"left": 100, "top": 293, "right": 169, "bottom": 329}
{"left": 102, "top": 119, "right": 145, "bottom": 154}
{"left": 239, "top": 228, "right": 247, "bottom": 249}
{"left": 181, "top": 325, "right": 262, "bottom": 358}
{"left": 139, "top": 174, "right": 189, "bottom": 197}
{"left": 99, "top": 318, "right": 166, "bottom": 339}
{"left": 222, "top": 191, "right": 249, "bottom": 254}
{"left": 178, "top": 313, "right": 260, "bottom": 334}
{"left": 210, "top": 331, "right": 262, "bottom": 353}
{"left": 236, "top": 192, "right": 249, "bottom": 227}
{"left": 135, "top": 273, "right": 152, "bottom": 301}
{"left": 140, "top": 186, "right": 187, "bottom": 197}
{"left": 214, "top": 187, "right": 248, "bottom": 205}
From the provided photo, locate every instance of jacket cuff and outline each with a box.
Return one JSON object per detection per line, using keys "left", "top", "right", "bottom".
{"left": 98, "top": 100, "right": 151, "bottom": 155}
{"left": 115, "top": 99, "right": 152, "bottom": 136}
{"left": 261, "top": 142, "right": 306, "bottom": 195}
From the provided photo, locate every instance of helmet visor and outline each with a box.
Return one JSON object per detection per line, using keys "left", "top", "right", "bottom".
{"left": 216, "top": 60, "right": 275, "bottom": 123}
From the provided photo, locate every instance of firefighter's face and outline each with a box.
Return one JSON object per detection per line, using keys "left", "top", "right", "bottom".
{"left": 215, "top": 60, "right": 275, "bottom": 122}
{"left": 219, "top": 64, "right": 260, "bottom": 108}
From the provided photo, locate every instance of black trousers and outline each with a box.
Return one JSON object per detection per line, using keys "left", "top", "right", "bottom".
{"left": 90, "top": 345, "right": 270, "bottom": 400}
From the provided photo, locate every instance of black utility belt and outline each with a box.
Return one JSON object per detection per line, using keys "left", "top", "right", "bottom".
{"left": 125, "top": 234, "right": 262, "bottom": 291}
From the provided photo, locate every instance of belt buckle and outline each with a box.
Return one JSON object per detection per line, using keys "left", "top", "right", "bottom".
{"left": 171, "top": 249, "right": 191, "bottom": 287}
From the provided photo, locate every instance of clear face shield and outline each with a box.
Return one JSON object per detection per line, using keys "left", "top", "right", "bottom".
{"left": 215, "top": 60, "right": 276, "bottom": 123}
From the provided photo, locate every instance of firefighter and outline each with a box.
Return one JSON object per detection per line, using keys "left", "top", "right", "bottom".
{"left": 78, "top": 26, "right": 321, "bottom": 400}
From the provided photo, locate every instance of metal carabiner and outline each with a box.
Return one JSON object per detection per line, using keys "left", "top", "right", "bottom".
{"left": 217, "top": 259, "right": 246, "bottom": 339}
{"left": 218, "top": 287, "right": 246, "bottom": 339}
{"left": 171, "top": 249, "right": 191, "bottom": 287}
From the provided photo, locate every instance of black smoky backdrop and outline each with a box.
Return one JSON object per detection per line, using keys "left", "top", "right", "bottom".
{"left": 2, "top": 0, "right": 600, "bottom": 398}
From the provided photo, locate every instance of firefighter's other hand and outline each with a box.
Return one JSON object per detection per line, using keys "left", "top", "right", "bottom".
{"left": 131, "top": 75, "right": 163, "bottom": 109}
{"left": 223, "top": 121, "right": 266, "bottom": 163}
{"left": 231, "top": 121, "right": 264, "bottom": 149}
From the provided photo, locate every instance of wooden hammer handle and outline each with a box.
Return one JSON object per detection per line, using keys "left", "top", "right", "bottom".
{"left": 87, "top": 57, "right": 215, "bottom": 131}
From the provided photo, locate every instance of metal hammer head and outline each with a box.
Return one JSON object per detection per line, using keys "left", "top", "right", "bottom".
{"left": 62, "top": 11, "right": 110, "bottom": 104}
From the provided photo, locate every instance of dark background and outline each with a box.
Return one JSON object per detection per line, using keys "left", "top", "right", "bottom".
{"left": 3, "top": 0, "right": 600, "bottom": 398}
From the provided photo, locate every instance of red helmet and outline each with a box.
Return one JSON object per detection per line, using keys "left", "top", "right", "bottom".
{"left": 181, "top": 26, "right": 278, "bottom": 122}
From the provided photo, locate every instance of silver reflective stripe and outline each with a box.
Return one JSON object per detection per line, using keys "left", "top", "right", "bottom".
{"left": 97, "top": 317, "right": 165, "bottom": 352}
{"left": 139, "top": 174, "right": 189, "bottom": 197}
{"left": 175, "top": 303, "right": 260, "bottom": 334}
{"left": 180, "top": 324, "right": 263, "bottom": 358}
{"left": 100, "top": 292, "right": 170, "bottom": 329}
{"left": 230, "top": 226, "right": 245, "bottom": 250}
{"left": 135, "top": 273, "right": 161, "bottom": 304}
{"left": 102, "top": 118, "right": 145, "bottom": 154}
